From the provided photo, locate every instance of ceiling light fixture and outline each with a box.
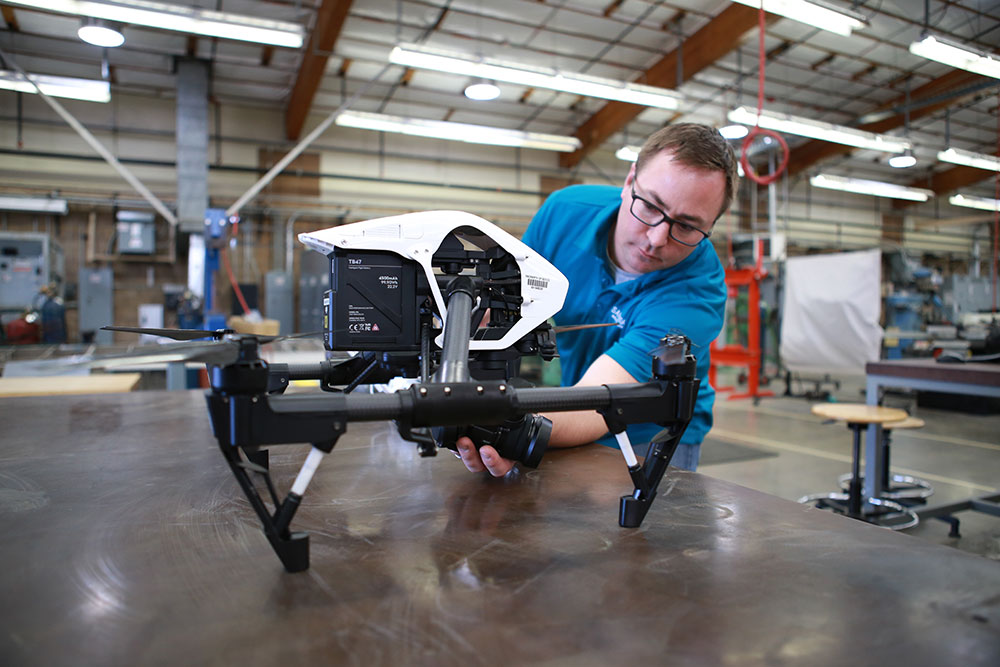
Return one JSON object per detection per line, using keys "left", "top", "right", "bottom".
{"left": 909, "top": 35, "right": 1000, "bottom": 80}
{"left": 335, "top": 111, "right": 582, "bottom": 152}
{"left": 888, "top": 149, "right": 917, "bottom": 168}
{"left": 949, "top": 193, "right": 1000, "bottom": 212}
{"left": 730, "top": 0, "right": 867, "bottom": 37}
{"left": 937, "top": 147, "right": 1000, "bottom": 173}
{"left": 719, "top": 124, "right": 749, "bottom": 140}
{"left": 0, "top": 70, "right": 110, "bottom": 102}
{"left": 0, "top": 196, "right": 69, "bottom": 214}
{"left": 810, "top": 174, "right": 933, "bottom": 201}
{"left": 728, "top": 106, "right": 911, "bottom": 153}
{"left": 615, "top": 145, "right": 640, "bottom": 162}
{"left": 5, "top": 0, "right": 304, "bottom": 48}
{"left": 77, "top": 17, "right": 124, "bottom": 48}
{"left": 389, "top": 43, "right": 683, "bottom": 110}
{"left": 464, "top": 79, "right": 501, "bottom": 101}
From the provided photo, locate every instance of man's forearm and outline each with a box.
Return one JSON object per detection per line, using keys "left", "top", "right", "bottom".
{"left": 544, "top": 409, "right": 610, "bottom": 447}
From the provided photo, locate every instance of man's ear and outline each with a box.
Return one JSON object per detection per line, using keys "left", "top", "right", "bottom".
{"left": 624, "top": 163, "right": 636, "bottom": 188}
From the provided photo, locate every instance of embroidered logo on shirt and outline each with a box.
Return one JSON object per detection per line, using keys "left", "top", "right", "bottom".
{"left": 610, "top": 305, "right": 625, "bottom": 329}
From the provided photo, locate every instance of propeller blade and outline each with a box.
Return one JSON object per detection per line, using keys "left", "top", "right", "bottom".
{"left": 102, "top": 326, "right": 230, "bottom": 341}
{"left": 256, "top": 330, "right": 325, "bottom": 345}
{"left": 648, "top": 337, "right": 697, "bottom": 365}
{"left": 64, "top": 340, "right": 240, "bottom": 370}
{"left": 552, "top": 323, "right": 617, "bottom": 334}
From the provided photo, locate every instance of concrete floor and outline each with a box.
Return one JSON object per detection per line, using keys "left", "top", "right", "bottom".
{"left": 701, "top": 371, "right": 1000, "bottom": 562}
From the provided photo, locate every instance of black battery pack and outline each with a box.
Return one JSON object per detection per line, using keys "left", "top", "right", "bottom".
{"left": 325, "top": 249, "right": 422, "bottom": 351}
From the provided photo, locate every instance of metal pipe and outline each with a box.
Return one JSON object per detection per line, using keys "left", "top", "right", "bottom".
{"left": 435, "top": 279, "right": 475, "bottom": 384}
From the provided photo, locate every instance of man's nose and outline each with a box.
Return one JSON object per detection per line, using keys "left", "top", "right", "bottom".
{"left": 647, "top": 222, "right": 672, "bottom": 247}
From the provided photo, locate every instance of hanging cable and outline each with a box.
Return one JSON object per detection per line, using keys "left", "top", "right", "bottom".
{"left": 741, "top": 3, "right": 789, "bottom": 187}
{"left": 223, "top": 218, "right": 252, "bottom": 316}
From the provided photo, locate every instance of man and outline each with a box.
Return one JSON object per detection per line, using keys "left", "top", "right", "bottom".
{"left": 456, "top": 123, "right": 736, "bottom": 477}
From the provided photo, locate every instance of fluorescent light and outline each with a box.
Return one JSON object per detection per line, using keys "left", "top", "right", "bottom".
{"left": 909, "top": 35, "right": 1000, "bottom": 80}
{"left": 389, "top": 43, "right": 683, "bottom": 110}
{"left": 888, "top": 150, "right": 916, "bottom": 168}
{"left": 78, "top": 18, "right": 124, "bottom": 47}
{"left": 615, "top": 145, "right": 640, "bottom": 162}
{"left": 6, "top": 0, "right": 304, "bottom": 48}
{"left": 335, "top": 111, "right": 582, "bottom": 152}
{"left": 949, "top": 193, "right": 1000, "bottom": 212}
{"left": 730, "top": 0, "right": 867, "bottom": 37}
{"left": 464, "top": 80, "right": 500, "bottom": 101}
{"left": 719, "top": 124, "right": 749, "bottom": 140}
{"left": 0, "top": 196, "right": 69, "bottom": 214}
{"left": 938, "top": 147, "right": 1000, "bottom": 173}
{"left": 728, "top": 106, "right": 911, "bottom": 153}
{"left": 810, "top": 174, "right": 933, "bottom": 201}
{"left": 0, "top": 70, "right": 110, "bottom": 102}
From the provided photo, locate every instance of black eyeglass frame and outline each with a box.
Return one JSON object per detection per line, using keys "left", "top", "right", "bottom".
{"left": 629, "top": 183, "right": 713, "bottom": 247}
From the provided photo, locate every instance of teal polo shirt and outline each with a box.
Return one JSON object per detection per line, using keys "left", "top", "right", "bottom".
{"left": 521, "top": 184, "right": 726, "bottom": 447}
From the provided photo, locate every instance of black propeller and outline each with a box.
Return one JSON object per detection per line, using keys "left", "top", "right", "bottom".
{"left": 102, "top": 326, "right": 234, "bottom": 341}
{"left": 101, "top": 326, "right": 322, "bottom": 345}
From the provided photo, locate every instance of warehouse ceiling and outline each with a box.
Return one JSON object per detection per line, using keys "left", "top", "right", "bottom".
{"left": 1, "top": 0, "right": 999, "bottom": 205}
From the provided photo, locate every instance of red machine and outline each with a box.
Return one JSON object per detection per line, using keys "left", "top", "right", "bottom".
{"left": 710, "top": 241, "right": 774, "bottom": 404}
{"left": 5, "top": 313, "right": 41, "bottom": 344}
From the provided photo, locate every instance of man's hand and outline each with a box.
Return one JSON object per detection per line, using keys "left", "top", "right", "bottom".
{"left": 454, "top": 436, "right": 515, "bottom": 477}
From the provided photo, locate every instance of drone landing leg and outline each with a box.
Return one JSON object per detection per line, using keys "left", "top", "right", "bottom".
{"left": 219, "top": 440, "right": 337, "bottom": 573}
{"left": 617, "top": 427, "right": 684, "bottom": 528}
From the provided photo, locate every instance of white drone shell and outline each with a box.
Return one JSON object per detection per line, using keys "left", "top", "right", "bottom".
{"left": 298, "top": 211, "right": 569, "bottom": 352}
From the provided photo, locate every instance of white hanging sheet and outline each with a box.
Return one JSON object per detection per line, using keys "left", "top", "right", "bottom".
{"left": 780, "top": 249, "right": 883, "bottom": 375}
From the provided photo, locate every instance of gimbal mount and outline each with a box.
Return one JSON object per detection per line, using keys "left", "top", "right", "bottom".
{"left": 204, "top": 275, "right": 700, "bottom": 572}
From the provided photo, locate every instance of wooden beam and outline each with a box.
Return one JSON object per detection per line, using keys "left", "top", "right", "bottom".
{"left": 602, "top": 0, "right": 625, "bottom": 17}
{"left": 786, "top": 69, "right": 986, "bottom": 176}
{"left": 810, "top": 53, "right": 836, "bottom": 70}
{"left": 851, "top": 64, "right": 877, "bottom": 82}
{"left": 559, "top": 4, "right": 771, "bottom": 169}
{"left": 261, "top": 46, "right": 274, "bottom": 68}
{"left": 285, "top": 0, "right": 353, "bottom": 141}
{"left": 2, "top": 6, "right": 20, "bottom": 32}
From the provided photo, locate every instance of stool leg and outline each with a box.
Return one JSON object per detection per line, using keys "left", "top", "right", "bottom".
{"left": 881, "top": 429, "right": 892, "bottom": 490}
{"left": 848, "top": 425, "right": 863, "bottom": 517}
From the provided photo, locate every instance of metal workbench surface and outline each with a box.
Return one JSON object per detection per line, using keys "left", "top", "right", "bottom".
{"left": 1, "top": 390, "right": 998, "bottom": 665}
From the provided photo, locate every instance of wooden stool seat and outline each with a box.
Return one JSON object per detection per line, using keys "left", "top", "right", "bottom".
{"left": 884, "top": 416, "right": 925, "bottom": 430}
{"left": 811, "top": 403, "right": 908, "bottom": 424}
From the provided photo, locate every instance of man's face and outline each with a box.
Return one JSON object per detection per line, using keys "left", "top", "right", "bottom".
{"left": 611, "top": 150, "right": 726, "bottom": 274}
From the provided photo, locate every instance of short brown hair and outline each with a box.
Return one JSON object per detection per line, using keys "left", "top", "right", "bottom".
{"left": 635, "top": 123, "right": 739, "bottom": 221}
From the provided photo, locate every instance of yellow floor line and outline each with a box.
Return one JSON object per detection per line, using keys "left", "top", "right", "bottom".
{"left": 709, "top": 427, "right": 997, "bottom": 493}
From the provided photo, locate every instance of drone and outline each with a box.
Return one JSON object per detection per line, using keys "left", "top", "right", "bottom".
{"left": 101, "top": 211, "right": 701, "bottom": 572}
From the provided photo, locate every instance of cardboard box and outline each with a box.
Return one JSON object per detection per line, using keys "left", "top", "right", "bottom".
{"left": 227, "top": 315, "right": 280, "bottom": 337}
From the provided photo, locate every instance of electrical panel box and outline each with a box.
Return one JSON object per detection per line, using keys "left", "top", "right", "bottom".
{"left": 265, "top": 271, "right": 293, "bottom": 336}
{"left": 116, "top": 210, "right": 156, "bottom": 255}
{"left": 0, "top": 232, "right": 65, "bottom": 311}
{"left": 298, "top": 249, "right": 328, "bottom": 334}
{"left": 78, "top": 267, "right": 114, "bottom": 345}
{"left": 942, "top": 275, "right": 994, "bottom": 323}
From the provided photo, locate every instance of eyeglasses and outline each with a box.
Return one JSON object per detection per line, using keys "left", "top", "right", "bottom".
{"left": 629, "top": 182, "right": 712, "bottom": 247}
